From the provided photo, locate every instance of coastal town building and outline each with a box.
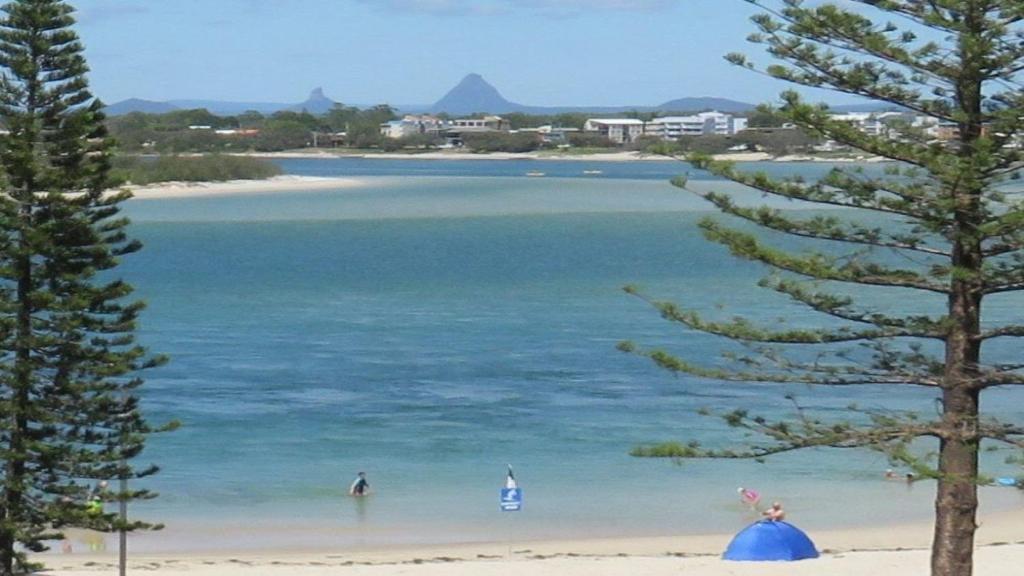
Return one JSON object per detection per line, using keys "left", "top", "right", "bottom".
{"left": 441, "top": 115, "right": 511, "bottom": 146}
{"left": 516, "top": 125, "right": 579, "bottom": 145}
{"left": 645, "top": 111, "right": 747, "bottom": 140}
{"left": 583, "top": 118, "right": 645, "bottom": 144}
{"left": 828, "top": 111, "right": 941, "bottom": 139}
{"left": 380, "top": 114, "right": 449, "bottom": 139}
{"left": 450, "top": 115, "right": 510, "bottom": 132}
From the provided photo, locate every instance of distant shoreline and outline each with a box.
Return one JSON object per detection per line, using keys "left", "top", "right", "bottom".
{"left": 234, "top": 150, "right": 890, "bottom": 163}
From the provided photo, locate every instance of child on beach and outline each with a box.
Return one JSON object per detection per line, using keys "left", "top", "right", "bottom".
{"left": 762, "top": 501, "right": 785, "bottom": 522}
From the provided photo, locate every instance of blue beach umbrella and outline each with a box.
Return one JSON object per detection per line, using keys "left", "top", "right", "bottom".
{"left": 723, "top": 520, "right": 820, "bottom": 562}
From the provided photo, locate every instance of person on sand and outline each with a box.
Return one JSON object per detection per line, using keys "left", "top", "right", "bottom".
{"left": 762, "top": 501, "right": 785, "bottom": 522}
{"left": 86, "top": 480, "right": 108, "bottom": 516}
{"left": 349, "top": 472, "right": 370, "bottom": 496}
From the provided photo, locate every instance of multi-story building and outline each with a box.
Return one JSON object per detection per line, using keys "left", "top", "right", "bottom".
{"left": 451, "top": 115, "right": 510, "bottom": 132}
{"left": 583, "top": 118, "right": 645, "bottom": 144}
{"left": 645, "top": 111, "right": 748, "bottom": 140}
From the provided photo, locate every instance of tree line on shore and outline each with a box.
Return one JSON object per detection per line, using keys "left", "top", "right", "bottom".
{"left": 104, "top": 105, "right": 819, "bottom": 156}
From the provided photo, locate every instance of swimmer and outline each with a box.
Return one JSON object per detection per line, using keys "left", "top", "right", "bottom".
{"left": 762, "top": 501, "right": 785, "bottom": 522}
{"left": 737, "top": 487, "right": 760, "bottom": 509}
{"left": 349, "top": 472, "right": 370, "bottom": 496}
{"left": 884, "top": 469, "right": 898, "bottom": 479}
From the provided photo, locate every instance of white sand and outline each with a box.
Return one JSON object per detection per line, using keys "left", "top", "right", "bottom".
{"left": 124, "top": 175, "right": 365, "bottom": 200}
{"left": 47, "top": 508, "right": 1024, "bottom": 575}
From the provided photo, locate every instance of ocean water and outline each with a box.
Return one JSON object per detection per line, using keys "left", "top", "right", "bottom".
{"left": 83, "top": 159, "right": 1024, "bottom": 553}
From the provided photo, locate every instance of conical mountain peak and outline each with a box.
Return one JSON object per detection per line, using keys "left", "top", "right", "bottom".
{"left": 430, "top": 73, "right": 518, "bottom": 115}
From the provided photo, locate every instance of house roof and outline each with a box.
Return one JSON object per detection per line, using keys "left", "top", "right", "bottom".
{"left": 586, "top": 118, "right": 645, "bottom": 126}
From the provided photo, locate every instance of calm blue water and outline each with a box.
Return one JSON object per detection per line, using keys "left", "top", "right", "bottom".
{"left": 93, "top": 160, "right": 1024, "bottom": 553}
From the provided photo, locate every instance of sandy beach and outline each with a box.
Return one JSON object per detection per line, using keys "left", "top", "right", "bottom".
{"left": 46, "top": 508, "right": 1024, "bottom": 575}
{"left": 124, "top": 175, "right": 365, "bottom": 200}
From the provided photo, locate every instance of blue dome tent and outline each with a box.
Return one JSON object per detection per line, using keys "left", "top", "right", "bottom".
{"left": 723, "top": 521, "right": 819, "bottom": 561}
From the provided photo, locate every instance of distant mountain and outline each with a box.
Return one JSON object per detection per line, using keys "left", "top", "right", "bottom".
{"left": 829, "top": 102, "right": 907, "bottom": 113}
{"left": 165, "top": 99, "right": 293, "bottom": 115}
{"left": 423, "top": 74, "right": 755, "bottom": 115}
{"left": 655, "top": 97, "right": 754, "bottom": 113}
{"left": 286, "top": 87, "right": 337, "bottom": 114}
{"left": 430, "top": 73, "right": 521, "bottom": 115}
{"left": 103, "top": 89, "right": 340, "bottom": 116}
{"left": 104, "top": 98, "right": 179, "bottom": 115}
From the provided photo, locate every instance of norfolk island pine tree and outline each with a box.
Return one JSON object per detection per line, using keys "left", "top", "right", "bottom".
{"left": 618, "top": 2, "right": 1024, "bottom": 576}
{"left": 0, "top": 1, "right": 174, "bottom": 573}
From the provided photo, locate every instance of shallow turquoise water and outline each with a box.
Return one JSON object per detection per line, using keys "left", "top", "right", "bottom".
{"left": 96, "top": 161, "right": 1024, "bottom": 552}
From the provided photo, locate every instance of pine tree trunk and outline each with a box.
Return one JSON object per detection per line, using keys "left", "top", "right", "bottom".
{"left": 931, "top": 220, "right": 983, "bottom": 576}
{"left": 931, "top": 386, "right": 980, "bottom": 576}
{"left": 2, "top": 208, "right": 34, "bottom": 576}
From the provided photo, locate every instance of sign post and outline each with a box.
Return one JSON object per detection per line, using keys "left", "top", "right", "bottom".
{"left": 500, "top": 487, "right": 522, "bottom": 512}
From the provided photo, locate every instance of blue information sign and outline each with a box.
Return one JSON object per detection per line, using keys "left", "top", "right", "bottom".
{"left": 500, "top": 488, "right": 522, "bottom": 512}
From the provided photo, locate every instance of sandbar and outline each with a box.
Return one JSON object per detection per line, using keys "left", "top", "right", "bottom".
{"left": 123, "top": 175, "right": 365, "bottom": 200}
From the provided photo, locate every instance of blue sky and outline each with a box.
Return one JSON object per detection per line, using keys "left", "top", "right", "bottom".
{"left": 72, "top": 0, "right": 853, "bottom": 106}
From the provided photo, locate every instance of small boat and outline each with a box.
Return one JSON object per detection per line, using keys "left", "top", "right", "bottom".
{"left": 582, "top": 170, "right": 603, "bottom": 175}
{"left": 526, "top": 171, "right": 546, "bottom": 177}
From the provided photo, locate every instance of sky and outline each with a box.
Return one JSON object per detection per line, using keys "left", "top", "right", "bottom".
{"left": 72, "top": 0, "right": 859, "bottom": 107}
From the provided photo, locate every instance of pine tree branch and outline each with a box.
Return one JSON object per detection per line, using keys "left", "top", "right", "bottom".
{"left": 618, "top": 340, "right": 942, "bottom": 387}
{"left": 743, "top": 11, "right": 960, "bottom": 121}
{"left": 632, "top": 400, "right": 941, "bottom": 460}
{"left": 629, "top": 288, "right": 945, "bottom": 343}
{"left": 754, "top": 1, "right": 960, "bottom": 89}
{"left": 694, "top": 188, "right": 951, "bottom": 256}
{"left": 694, "top": 158, "right": 936, "bottom": 218}
{"left": 764, "top": 277, "right": 949, "bottom": 332}
{"left": 700, "top": 218, "right": 950, "bottom": 293}
{"left": 979, "top": 325, "right": 1024, "bottom": 339}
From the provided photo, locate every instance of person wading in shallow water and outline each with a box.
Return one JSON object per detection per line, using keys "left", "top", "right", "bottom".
{"left": 349, "top": 472, "right": 370, "bottom": 496}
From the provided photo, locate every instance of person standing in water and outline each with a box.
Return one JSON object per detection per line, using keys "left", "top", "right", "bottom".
{"left": 349, "top": 472, "right": 370, "bottom": 496}
{"left": 505, "top": 465, "right": 517, "bottom": 489}
{"left": 737, "top": 487, "right": 760, "bottom": 510}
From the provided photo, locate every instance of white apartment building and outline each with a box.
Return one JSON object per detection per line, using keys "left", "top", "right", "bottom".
{"left": 829, "top": 111, "right": 939, "bottom": 138}
{"left": 646, "top": 111, "right": 747, "bottom": 140}
{"left": 583, "top": 118, "right": 645, "bottom": 144}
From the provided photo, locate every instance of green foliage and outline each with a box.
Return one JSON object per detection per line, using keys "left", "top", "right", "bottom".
{"left": 461, "top": 132, "right": 541, "bottom": 153}
{"left": 744, "top": 105, "right": 787, "bottom": 128}
{"left": 622, "top": 3, "right": 1024, "bottom": 574}
{"left": 567, "top": 132, "right": 617, "bottom": 148}
{"left": 379, "top": 133, "right": 442, "bottom": 152}
{"left": 106, "top": 103, "right": 400, "bottom": 153}
{"left": 110, "top": 155, "right": 282, "bottom": 185}
{"left": 253, "top": 119, "right": 311, "bottom": 151}
{"left": 0, "top": 2, "right": 170, "bottom": 572}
